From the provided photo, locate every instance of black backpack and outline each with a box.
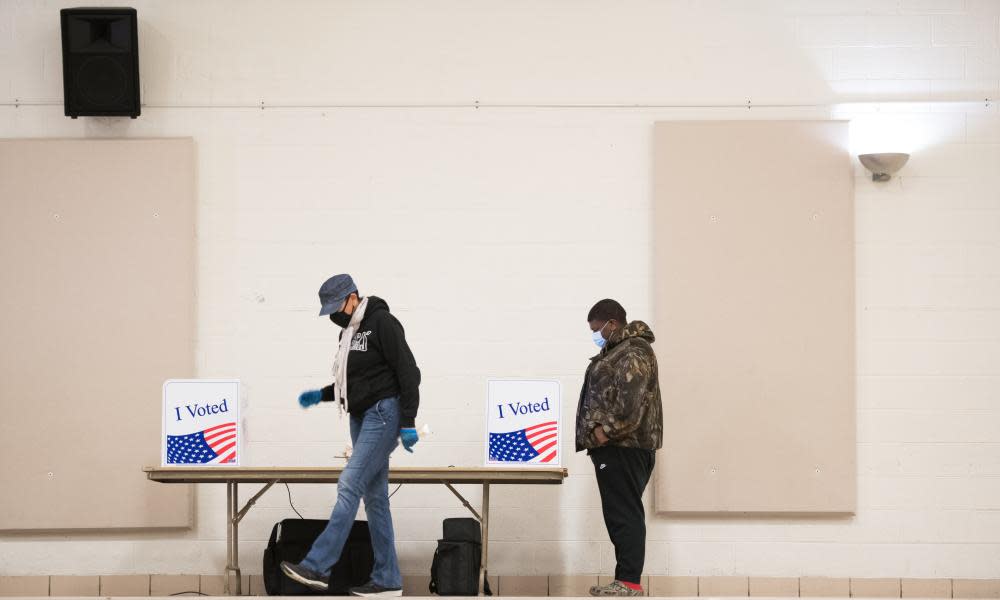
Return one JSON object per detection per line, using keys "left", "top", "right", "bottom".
{"left": 262, "top": 519, "right": 374, "bottom": 596}
{"left": 429, "top": 518, "right": 492, "bottom": 596}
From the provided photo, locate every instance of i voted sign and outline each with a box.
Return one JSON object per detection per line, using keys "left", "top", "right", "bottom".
{"left": 162, "top": 379, "right": 240, "bottom": 466}
{"left": 486, "top": 379, "right": 561, "bottom": 467}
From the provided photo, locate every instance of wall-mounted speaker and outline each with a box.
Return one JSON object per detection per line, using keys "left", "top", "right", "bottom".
{"left": 60, "top": 7, "right": 140, "bottom": 119}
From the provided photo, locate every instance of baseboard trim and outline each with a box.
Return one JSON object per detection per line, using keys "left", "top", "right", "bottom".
{"left": 1, "top": 575, "right": 997, "bottom": 597}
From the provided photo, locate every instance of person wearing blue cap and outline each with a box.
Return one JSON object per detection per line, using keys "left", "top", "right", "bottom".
{"left": 281, "top": 273, "right": 421, "bottom": 597}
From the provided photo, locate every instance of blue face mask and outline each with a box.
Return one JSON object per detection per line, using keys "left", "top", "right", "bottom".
{"left": 592, "top": 321, "right": 611, "bottom": 349}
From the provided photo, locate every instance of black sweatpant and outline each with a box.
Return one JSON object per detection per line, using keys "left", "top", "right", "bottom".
{"left": 589, "top": 445, "right": 656, "bottom": 584}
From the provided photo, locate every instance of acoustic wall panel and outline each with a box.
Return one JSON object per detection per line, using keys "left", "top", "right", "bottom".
{"left": 652, "top": 121, "right": 855, "bottom": 514}
{"left": 0, "top": 138, "right": 195, "bottom": 530}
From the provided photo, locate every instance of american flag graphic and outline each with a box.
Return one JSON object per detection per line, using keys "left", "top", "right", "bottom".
{"left": 488, "top": 420, "right": 558, "bottom": 463}
{"left": 166, "top": 422, "right": 237, "bottom": 464}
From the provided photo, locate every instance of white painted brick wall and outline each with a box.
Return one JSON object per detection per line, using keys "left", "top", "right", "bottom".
{"left": 1, "top": 0, "right": 998, "bottom": 579}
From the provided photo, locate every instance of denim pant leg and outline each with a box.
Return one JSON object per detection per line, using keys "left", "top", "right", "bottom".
{"left": 300, "top": 397, "right": 401, "bottom": 577}
{"left": 362, "top": 405, "right": 401, "bottom": 588}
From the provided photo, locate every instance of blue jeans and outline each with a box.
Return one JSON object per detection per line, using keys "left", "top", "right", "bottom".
{"left": 300, "top": 396, "right": 402, "bottom": 588}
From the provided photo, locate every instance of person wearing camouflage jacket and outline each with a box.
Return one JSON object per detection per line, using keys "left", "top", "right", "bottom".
{"left": 576, "top": 299, "right": 663, "bottom": 597}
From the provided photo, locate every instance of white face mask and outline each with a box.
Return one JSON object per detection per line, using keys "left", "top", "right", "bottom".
{"left": 592, "top": 321, "right": 611, "bottom": 348}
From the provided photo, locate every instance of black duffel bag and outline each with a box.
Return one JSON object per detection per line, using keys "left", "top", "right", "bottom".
{"left": 263, "top": 518, "right": 374, "bottom": 596}
{"left": 429, "top": 518, "right": 492, "bottom": 596}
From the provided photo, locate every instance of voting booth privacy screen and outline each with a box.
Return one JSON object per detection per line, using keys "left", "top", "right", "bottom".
{"left": 486, "top": 379, "right": 561, "bottom": 467}
{"left": 163, "top": 379, "right": 241, "bottom": 466}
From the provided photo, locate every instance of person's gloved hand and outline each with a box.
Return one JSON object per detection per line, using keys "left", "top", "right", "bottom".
{"left": 298, "top": 390, "right": 322, "bottom": 408}
{"left": 399, "top": 428, "right": 419, "bottom": 453}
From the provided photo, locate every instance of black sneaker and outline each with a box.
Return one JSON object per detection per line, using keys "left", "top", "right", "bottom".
{"left": 349, "top": 581, "right": 403, "bottom": 597}
{"left": 280, "top": 561, "right": 328, "bottom": 591}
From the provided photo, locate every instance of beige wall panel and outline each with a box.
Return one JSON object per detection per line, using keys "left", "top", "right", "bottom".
{"left": 801, "top": 577, "right": 852, "bottom": 597}
{"left": 500, "top": 575, "right": 549, "bottom": 596}
{"left": 652, "top": 121, "right": 856, "bottom": 514}
{"left": 50, "top": 575, "right": 100, "bottom": 596}
{"left": 0, "top": 139, "right": 195, "bottom": 530}
{"left": 750, "top": 577, "right": 800, "bottom": 597}
{"left": 401, "top": 575, "right": 432, "bottom": 597}
{"left": 700, "top": 576, "right": 750, "bottom": 597}
{"left": 954, "top": 580, "right": 1000, "bottom": 599}
{"left": 902, "top": 578, "right": 953, "bottom": 598}
{"left": 0, "top": 576, "right": 48, "bottom": 597}
{"left": 650, "top": 576, "right": 700, "bottom": 597}
{"left": 150, "top": 574, "right": 201, "bottom": 596}
{"left": 852, "top": 578, "right": 902, "bottom": 597}
{"left": 549, "top": 575, "right": 599, "bottom": 596}
{"left": 99, "top": 575, "right": 150, "bottom": 596}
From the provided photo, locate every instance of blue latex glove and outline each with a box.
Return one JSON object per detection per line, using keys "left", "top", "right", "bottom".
{"left": 298, "top": 389, "right": 322, "bottom": 408}
{"left": 399, "top": 428, "right": 419, "bottom": 453}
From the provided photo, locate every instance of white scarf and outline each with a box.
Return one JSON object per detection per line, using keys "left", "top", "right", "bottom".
{"left": 331, "top": 296, "right": 369, "bottom": 417}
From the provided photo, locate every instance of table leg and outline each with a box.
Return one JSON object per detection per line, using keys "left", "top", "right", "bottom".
{"left": 479, "top": 483, "right": 490, "bottom": 596}
{"left": 224, "top": 481, "right": 242, "bottom": 596}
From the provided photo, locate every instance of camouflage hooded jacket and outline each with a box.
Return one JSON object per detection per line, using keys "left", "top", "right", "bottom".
{"left": 575, "top": 320, "right": 663, "bottom": 452}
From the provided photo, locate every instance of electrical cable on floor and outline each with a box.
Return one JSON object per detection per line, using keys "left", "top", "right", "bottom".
{"left": 169, "top": 592, "right": 208, "bottom": 596}
{"left": 285, "top": 482, "right": 305, "bottom": 519}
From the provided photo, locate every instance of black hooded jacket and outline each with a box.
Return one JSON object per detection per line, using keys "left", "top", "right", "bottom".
{"left": 320, "top": 296, "right": 421, "bottom": 428}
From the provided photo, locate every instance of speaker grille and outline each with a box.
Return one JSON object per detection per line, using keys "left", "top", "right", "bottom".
{"left": 76, "top": 56, "right": 128, "bottom": 107}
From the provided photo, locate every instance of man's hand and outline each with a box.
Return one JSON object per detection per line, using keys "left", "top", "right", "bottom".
{"left": 593, "top": 424, "right": 610, "bottom": 446}
{"left": 400, "top": 428, "right": 419, "bottom": 453}
{"left": 298, "top": 390, "right": 322, "bottom": 408}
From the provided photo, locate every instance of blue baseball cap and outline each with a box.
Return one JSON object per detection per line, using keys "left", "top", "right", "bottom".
{"left": 318, "top": 274, "right": 357, "bottom": 316}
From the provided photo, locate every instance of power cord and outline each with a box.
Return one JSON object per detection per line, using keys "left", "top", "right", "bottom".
{"left": 389, "top": 483, "right": 402, "bottom": 499}
{"left": 169, "top": 592, "right": 208, "bottom": 596}
{"left": 285, "top": 482, "right": 305, "bottom": 519}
